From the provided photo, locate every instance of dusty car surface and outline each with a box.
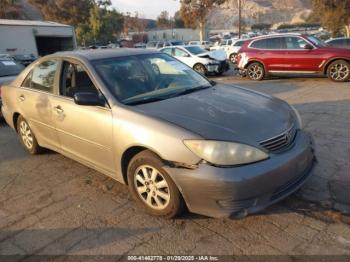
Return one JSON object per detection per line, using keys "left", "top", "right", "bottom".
{"left": 1, "top": 49, "right": 316, "bottom": 218}
{"left": 0, "top": 56, "right": 24, "bottom": 118}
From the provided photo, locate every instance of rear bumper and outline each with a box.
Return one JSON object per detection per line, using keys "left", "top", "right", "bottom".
{"left": 165, "top": 130, "right": 316, "bottom": 218}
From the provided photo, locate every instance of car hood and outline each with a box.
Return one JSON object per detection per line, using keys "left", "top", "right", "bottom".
{"left": 197, "top": 49, "right": 226, "bottom": 61}
{"left": 134, "top": 84, "right": 295, "bottom": 145}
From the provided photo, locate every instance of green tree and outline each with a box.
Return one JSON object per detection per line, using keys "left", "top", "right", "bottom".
{"left": 311, "top": 0, "right": 350, "bottom": 37}
{"left": 157, "top": 10, "right": 172, "bottom": 29}
{"left": 180, "top": 0, "right": 227, "bottom": 41}
{"left": 174, "top": 11, "right": 185, "bottom": 28}
{"left": 29, "top": 0, "right": 93, "bottom": 26}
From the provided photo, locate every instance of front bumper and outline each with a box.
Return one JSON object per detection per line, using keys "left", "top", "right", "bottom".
{"left": 165, "top": 130, "right": 316, "bottom": 218}
{"left": 206, "top": 61, "right": 229, "bottom": 74}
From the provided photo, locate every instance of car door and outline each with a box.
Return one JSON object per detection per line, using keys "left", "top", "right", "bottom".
{"left": 16, "top": 59, "right": 61, "bottom": 150}
{"left": 283, "top": 36, "right": 323, "bottom": 72}
{"left": 50, "top": 59, "right": 115, "bottom": 173}
{"left": 173, "top": 47, "right": 194, "bottom": 67}
{"left": 250, "top": 37, "right": 287, "bottom": 72}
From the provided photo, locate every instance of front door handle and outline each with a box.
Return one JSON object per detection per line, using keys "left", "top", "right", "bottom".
{"left": 18, "top": 95, "right": 25, "bottom": 102}
{"left": 54, "top": 105, "right": 64, "bottom": 114}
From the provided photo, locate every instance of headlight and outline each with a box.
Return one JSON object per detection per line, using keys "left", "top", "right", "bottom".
{"left": 184, "top": 140, "right": 269, "bottom": 166}
{"left": 291, "top": 106, "right": 303, "bottom": 129}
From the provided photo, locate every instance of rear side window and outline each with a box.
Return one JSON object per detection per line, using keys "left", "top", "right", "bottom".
{"left": 266, "top": 37, "right": 283, "bottom": 49}
{"left": 22, "top": 60, "right": 58, "bottom": 93}
{"left": 0, "top": 59, "right": 24, "bottom": 77}
{"left": 250, "top": 39, "right": 268, "bottom": 49}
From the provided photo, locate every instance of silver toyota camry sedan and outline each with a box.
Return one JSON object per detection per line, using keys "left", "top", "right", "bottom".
{"left": 1, "top": 49, "right": 316, "bottom": 218}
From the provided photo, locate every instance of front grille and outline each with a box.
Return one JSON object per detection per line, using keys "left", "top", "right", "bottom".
{"left": 260, "top": 125, "right": 297, "bottom": 153}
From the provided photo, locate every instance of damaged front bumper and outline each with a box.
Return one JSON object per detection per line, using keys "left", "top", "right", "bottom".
{"left": 205, "top": 60, "right": 230, "bottom": 74}
{"left": 165, "top": 130, "right": 316, "bottom": 218}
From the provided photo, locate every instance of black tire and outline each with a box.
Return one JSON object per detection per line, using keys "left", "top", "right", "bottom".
{"left": 17, "top": 115, "right": 42, "bottom": 155}
{"left": 247, "top": 62, "right": 265, "bottom": 81}
{"left": 229, "top": 53, "right": 238, "bottom": 64}
{"left": 193, "top": 63, "right": 207, "bottom": 76}
{"left": 127, "top": 150, "right": 185, "bottom": 218}
{"left": 327, "top": 60, "right": 350, "bottom": 82}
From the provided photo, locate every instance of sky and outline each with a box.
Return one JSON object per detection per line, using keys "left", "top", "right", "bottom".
{"left": 111, "top": 0, "right": 181, "bottom": 19}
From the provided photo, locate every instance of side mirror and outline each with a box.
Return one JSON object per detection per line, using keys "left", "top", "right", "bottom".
{"left": 304, "top": 44, "right": 314, "bottom": 50}
{"left": 74, "top": 92, "right": 106, "bottom": 107}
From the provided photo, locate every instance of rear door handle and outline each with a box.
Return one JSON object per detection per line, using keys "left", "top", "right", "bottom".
{"left": 54, "top": 105, "right": 64, "bottom": 114}
{"left": 18, "top": 95, "right": 25, "bottom": 102}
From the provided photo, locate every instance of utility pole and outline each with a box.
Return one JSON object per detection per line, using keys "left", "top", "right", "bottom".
{"left": 238, "top": 0, "right": 242, "bottom": 38}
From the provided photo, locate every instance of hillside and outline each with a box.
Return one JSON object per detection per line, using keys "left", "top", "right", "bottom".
{"left": 207, "top": 0, "right": 312, "bottom": 30}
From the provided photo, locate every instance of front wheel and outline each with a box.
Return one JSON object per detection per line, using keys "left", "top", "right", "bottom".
{"left": 193, "top": 63, "right": 207, "bottom": 75}
{"left": 247, "top": 62, "right": 265, "bottom": 81}
{"left": 327, "top": 60, "right": 350, "bottom": 82}
{"left": 127, "top": 150, "right": 185, "bottom": 218}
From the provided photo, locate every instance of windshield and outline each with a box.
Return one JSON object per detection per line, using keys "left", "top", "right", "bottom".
{"left": 306, "top": 36, "right": 327, "bottom": 47}
{"left": 0, "top": 59, "right": 24, "bottom": 77}
{"left": 92, "top": 53, "right": 211, "bottom": 105}
{"left": 184, "top": 46, "right": 207, "bottom": 55}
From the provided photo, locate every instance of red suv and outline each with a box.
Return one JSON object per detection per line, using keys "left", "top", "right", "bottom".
{"left": 237, "top": 34, "right": 350, "bottom": 82}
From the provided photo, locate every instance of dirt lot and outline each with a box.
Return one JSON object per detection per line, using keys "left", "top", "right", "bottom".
{"left": 0, "top": 75, "right": 350, "bottom": 258}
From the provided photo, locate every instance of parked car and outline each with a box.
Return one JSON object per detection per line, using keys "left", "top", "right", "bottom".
{"left": 146, "top": 41, "right": 184, "bottom": 50}
{"left": 160, "top": 45, "right": 229, "bottom": 75}
{"left": 134, "top": 43, "right": 147, "bottom": 48}
{"left": 1, "top": 49, "right": 316, "bottom": 218}
{"left": 325, "top": 37, "right": 350, "bottom": 49}
{"left": 222, "top": 39, "right": 246, "bottom": 63}
{"left": 210, "top": 38, "right": 237, "bottom": 51}
{"left": 237, "top": 33, "right": 350, "bottom": 82}
{"left": 0, "top": 56, "right": 24, "bottom": 117}
{"left": 11, "top": 54, "right": 37, "bottom": 67}
{"left": 188, "top": 41, "right": 213, "bottom": 50}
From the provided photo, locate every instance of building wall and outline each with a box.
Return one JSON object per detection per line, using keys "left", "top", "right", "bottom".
{"left": 147, "top": 28, "right": 207, "bottom": 42}
{"left": 0, "top": 25, "right": 76, "bottom": 57}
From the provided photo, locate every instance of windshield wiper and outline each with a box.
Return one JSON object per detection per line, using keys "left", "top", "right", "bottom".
{"left": 124, "top": 85, "right": 212, "bottom": 106}
{"left": 168, "top": 85, "right": 212, "bottom": 98}
{"left": 124, "top": 96, "right": 168, "bottom": 106}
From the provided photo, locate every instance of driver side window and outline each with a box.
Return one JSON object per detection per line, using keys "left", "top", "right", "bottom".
{"left": 60, "top": 61, "right": 99, "bottom": 98}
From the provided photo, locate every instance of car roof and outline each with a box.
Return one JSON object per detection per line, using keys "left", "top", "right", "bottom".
{"left": 53, "top": 48, "right": 159, "bottom": 61}
{"left": 250, "top": 33, "right": 304, "bottom": 40}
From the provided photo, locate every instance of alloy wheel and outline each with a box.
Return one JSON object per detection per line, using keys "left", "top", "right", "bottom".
{"left": 19, "top": 120, "right": 34, "bottom": 149}
{"left": 133, "top": 165, "right": 171, "bottom": 210}
{"left": 329, "top": 63, "right": 350, "bottom": 81}
{"left": 230, "top": 54, "right": 237, "bottom": 64}
{"left": 194, "top": 64, "right": 206, "bottom": 75}
{"left": 248, "top": 64, "right": 264, "bottom": 80}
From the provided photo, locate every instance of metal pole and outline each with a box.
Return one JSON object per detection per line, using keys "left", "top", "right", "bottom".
{"left": 238, "top": 0, "right": 241, "bottom": 38}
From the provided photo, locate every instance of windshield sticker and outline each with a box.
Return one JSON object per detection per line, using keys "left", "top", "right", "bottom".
{"left": 2, "top": 61, "right": 17, "bottom": 66}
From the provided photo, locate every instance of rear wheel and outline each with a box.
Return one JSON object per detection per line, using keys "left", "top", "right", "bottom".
{"left": 247, "top": 62, "right": 265, "bottom": 81}
{"left": 327, "top": 60, "right": 350, "bottom": 82}
{"left": 127, "top": 150, "right": 185, "bottom": 218}
{"left": 17, "top": 116, "right": 42, "bottom": 154}
{"left": 229, "top": 53, "right": 238, "bottom": 64}
{"left": 193, "top": 63, "right": 207, "bottom": 75}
